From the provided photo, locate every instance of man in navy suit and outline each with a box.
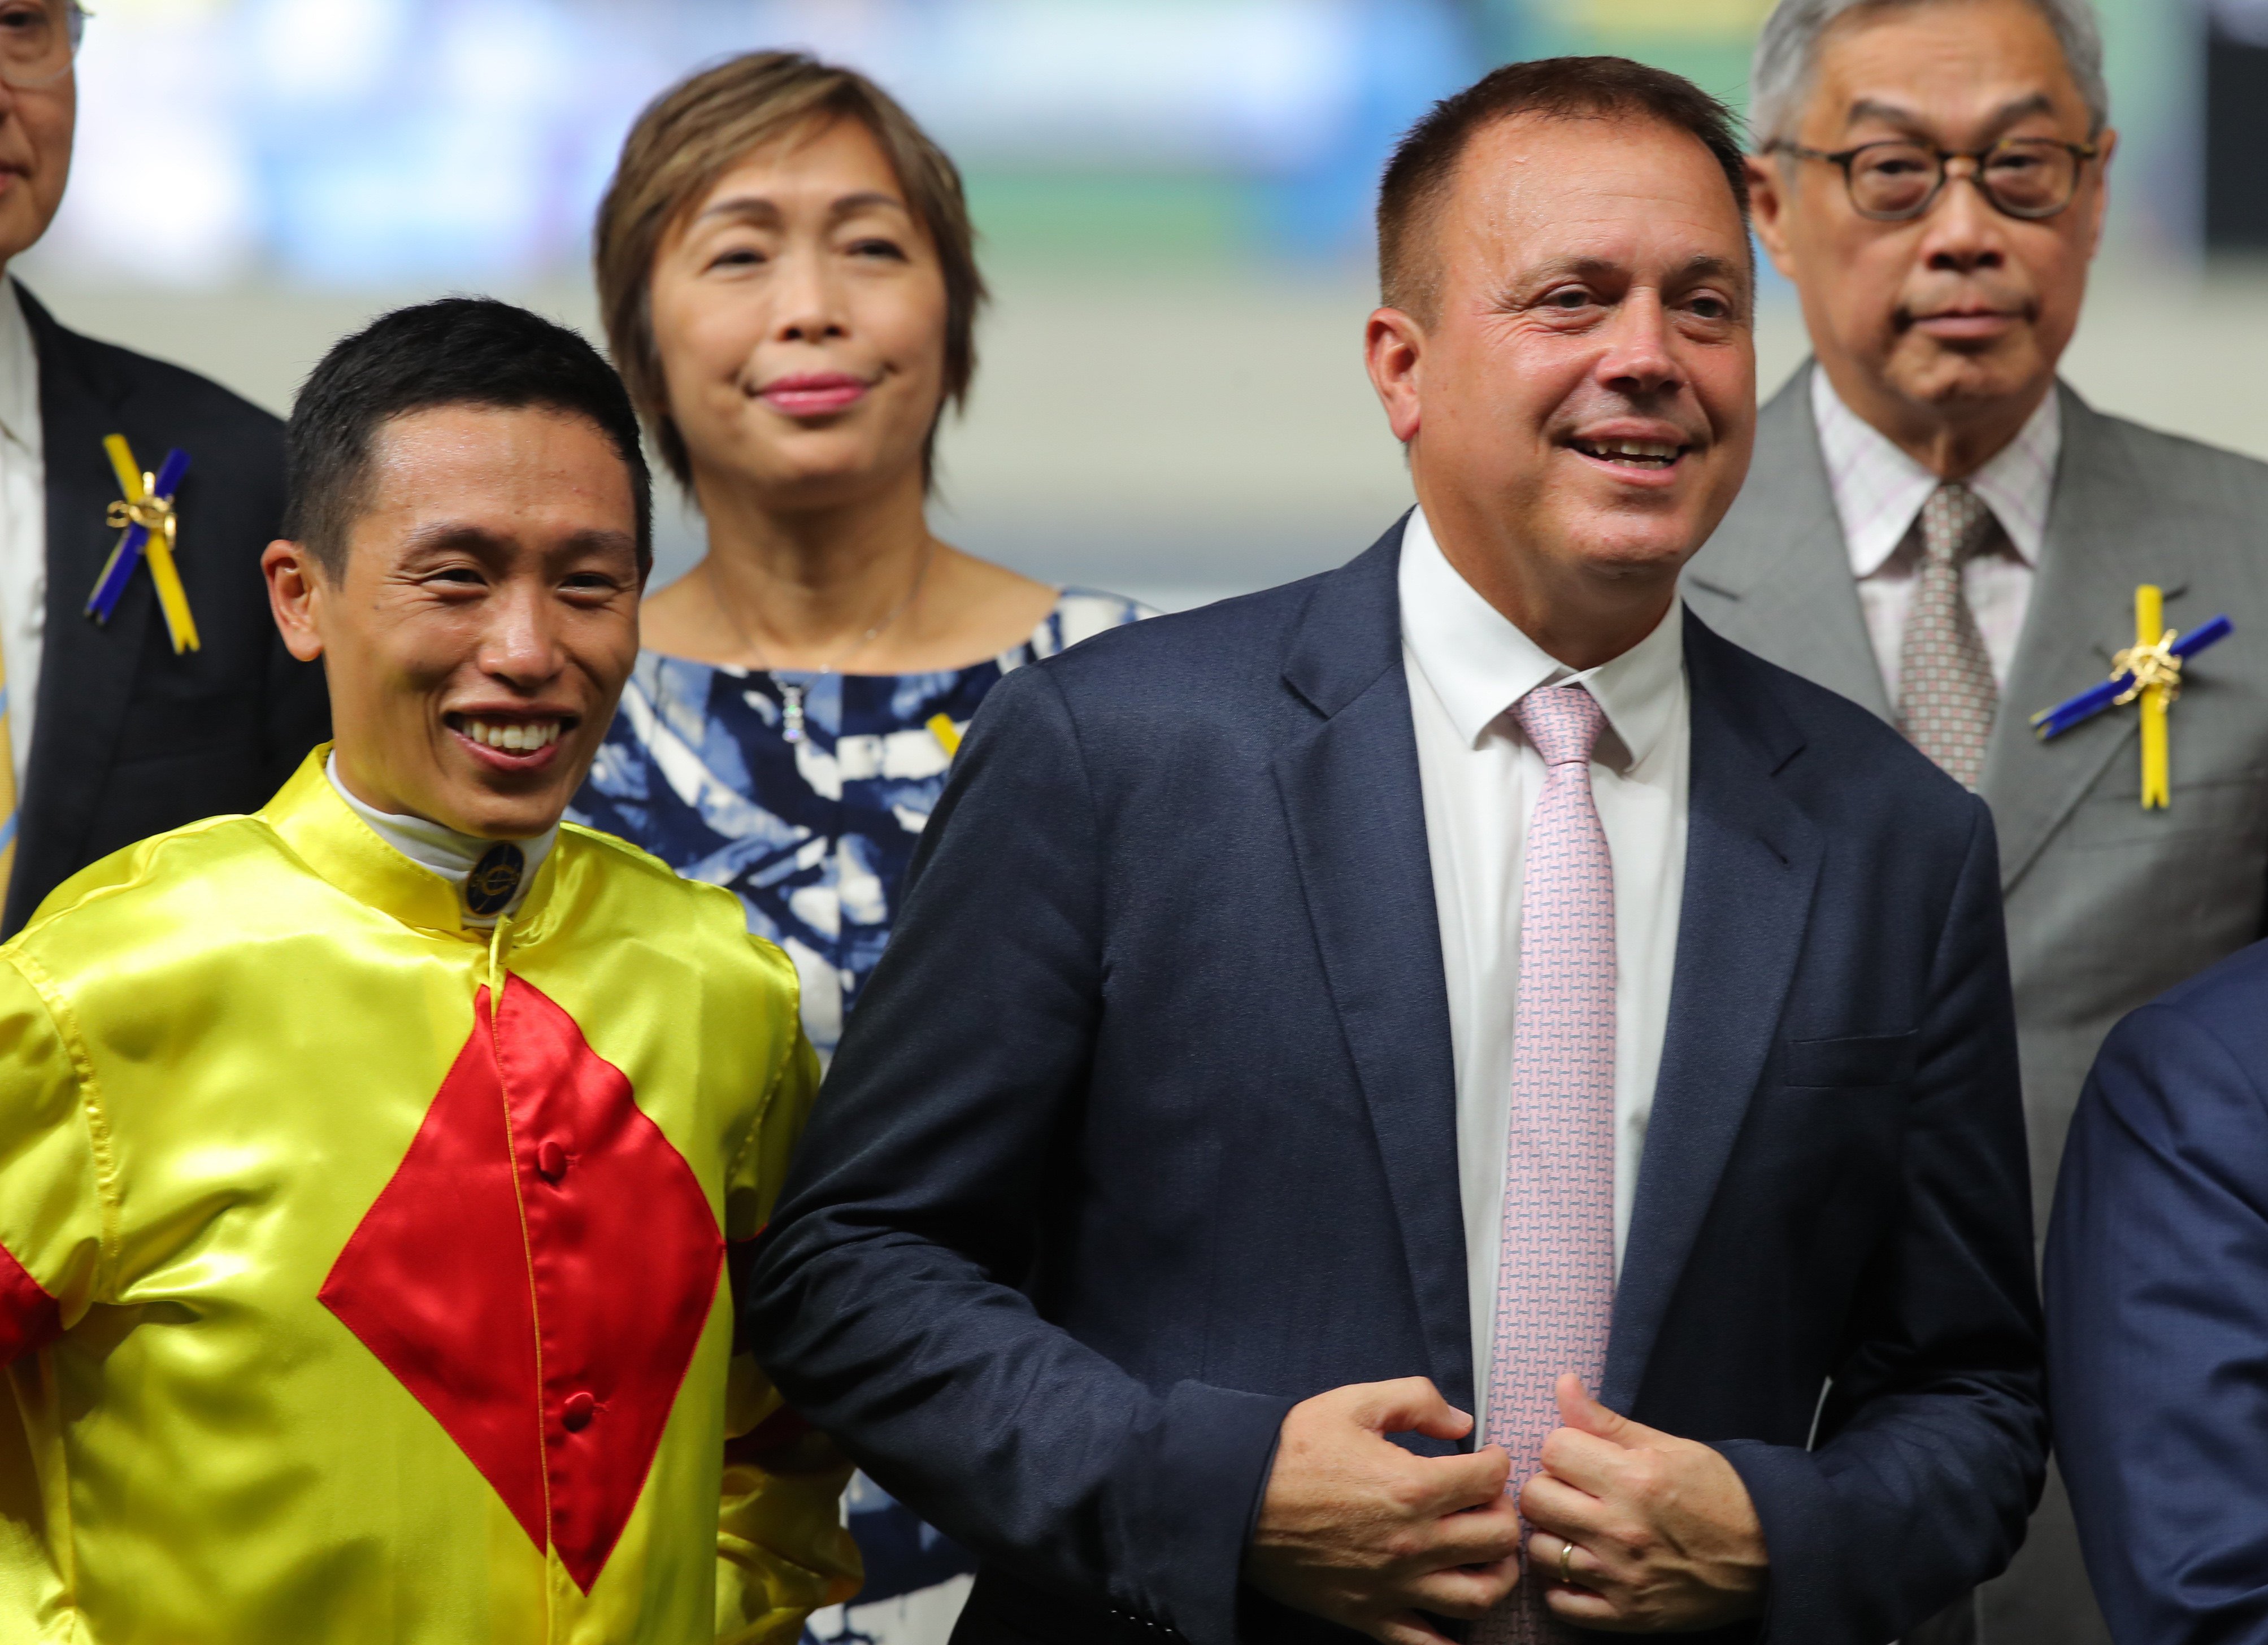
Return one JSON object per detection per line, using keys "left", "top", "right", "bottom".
{"left": 2044, "top": 958, "right": 2268, "bottom": 1643}
{"left": 0, "top": 0, "right": 328, "bottom": 933}
{"left": 748, "top": 56, "right": 2045, "bottom": 1645}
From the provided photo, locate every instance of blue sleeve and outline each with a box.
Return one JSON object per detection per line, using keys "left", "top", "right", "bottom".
{"left": 1720, "top": 799, "right": 2047, "bottom": 1643}
{"left": 2047, "top": 987, "right": 2268, "bottom": 1645}
{"left": 743, "top": 662, "right": 1290, "bottom": 1645}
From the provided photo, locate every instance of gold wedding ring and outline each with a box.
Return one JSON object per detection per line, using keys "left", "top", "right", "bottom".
{"left": 1559, "top": 1539, "right": 1575, "bottom": 1585}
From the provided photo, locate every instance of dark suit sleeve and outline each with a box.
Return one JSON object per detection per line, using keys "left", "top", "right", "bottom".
{"left": 1714, "top": 800, "right": 2048, "bottom": 1642}
{"left": 744, "top": 663, "right": 1292, "bottom": 1645}
{"left": 2045, "top": 995, "right": 2268, "bottom": 1645}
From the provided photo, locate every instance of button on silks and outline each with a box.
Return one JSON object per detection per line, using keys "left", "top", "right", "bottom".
{"left": 562, "top": 1391, "right": 596, "bottom": 1431}
{"left": 464, "top": 842, "right": 525, "bottom": 916}
{"left": 537, "top": 1140, "right": 568, "bottom": 1182}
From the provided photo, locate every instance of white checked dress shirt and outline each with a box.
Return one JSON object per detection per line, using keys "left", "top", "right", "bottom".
{"left": 1398, "top": 507, "right": 1691, "bottom": 1423}
{"left": 1811, "top": 364, "right": 2060, "bottom": 705}
{"left": 0, "top": 277, "right": 44, "bottom": 791}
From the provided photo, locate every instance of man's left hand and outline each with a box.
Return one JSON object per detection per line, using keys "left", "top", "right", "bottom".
{"left": 1518, "top": 1374, "right": 1769, "bottom": 1633}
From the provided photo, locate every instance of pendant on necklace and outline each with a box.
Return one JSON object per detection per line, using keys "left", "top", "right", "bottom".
{"left": 779, "top": 679, "right": 807, "bottom": 745}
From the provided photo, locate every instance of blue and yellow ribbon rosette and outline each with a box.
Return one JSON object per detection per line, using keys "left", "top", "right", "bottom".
{"left": 2030, "top": 583, "right": 2231, "bottom": 809}
{"left": 92, "top": 434, "right": 199, "bottom": 653}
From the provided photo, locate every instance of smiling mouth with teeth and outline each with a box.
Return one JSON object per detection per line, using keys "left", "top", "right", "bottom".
{"left": 451, "top": 716, "right": 567, "bottom": 754}
{"left": 1571, "top": 438, "right": 1687, "bottom": 469}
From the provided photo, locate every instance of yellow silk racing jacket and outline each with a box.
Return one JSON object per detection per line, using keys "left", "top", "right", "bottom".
{"left": 0, "top": 750, "right": 858, "bottom": 1643}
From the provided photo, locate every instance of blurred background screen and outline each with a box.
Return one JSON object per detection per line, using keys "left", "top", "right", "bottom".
{"left": 20, "top": 0, "right": 2248, "bottom": 610}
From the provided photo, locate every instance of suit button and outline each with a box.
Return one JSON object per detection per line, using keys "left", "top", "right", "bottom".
{"left": 537, "top": 1141, "right": 568, "bottom": 1182}
{"left": 563, "top": 1391, "right": 596, "bottom": 1431}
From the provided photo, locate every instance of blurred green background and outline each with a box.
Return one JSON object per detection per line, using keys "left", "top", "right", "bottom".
{"left": 23, "top": 0, "right": 2249, "bottom": 608}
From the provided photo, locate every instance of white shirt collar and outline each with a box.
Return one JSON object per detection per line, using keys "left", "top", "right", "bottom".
{"left": 0, "top": 279, "right": 39, "bottom": 461}
{"left": 1811, "top": 363, "right": 2061, "bottom": 577}
{"left": 326, "top": 750, "right": 558, "bottom": 926}
{"left": 1398, "top": 506, "right": 1685, "bottom": 766}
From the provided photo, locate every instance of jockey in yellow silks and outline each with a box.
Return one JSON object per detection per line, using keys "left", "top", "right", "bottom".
{"left": 0, "top": 300, "right": 857, "bottom": 1644}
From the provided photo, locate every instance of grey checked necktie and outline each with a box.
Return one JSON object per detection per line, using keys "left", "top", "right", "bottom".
{"left": 1897, "top": 482, "right": 2001, "bottom": 790}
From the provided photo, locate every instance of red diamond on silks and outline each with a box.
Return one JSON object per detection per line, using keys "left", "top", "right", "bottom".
{"left": 320, "top": 977, "right": 724, "bottom": 1592}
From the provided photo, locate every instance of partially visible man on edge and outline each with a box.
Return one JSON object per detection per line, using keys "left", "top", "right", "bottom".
{"left": 748, "top": 56, "right": 2043, "bottom": 1645}
{"left": 1685, "top": 2, "right": 2268, "bottom": 1639}
{"left": 0, "top": 298, "right": 858, "bottom": 1642}
{"left": 2044, "top": 917, "right": 2268, "bottom": 1644}
{"left": 0, "top": 0, "right": 327, "bottom": 930}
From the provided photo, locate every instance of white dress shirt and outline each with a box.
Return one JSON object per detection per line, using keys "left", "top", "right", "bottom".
{"left": 1811, "top": 364, "right": 2060, "bottom": 705}
{"left": 0, "top": 278, "right": 44, "bottom": 790}
{"left": 1398, "top": 508, "right": 1691, "bottom": 1418}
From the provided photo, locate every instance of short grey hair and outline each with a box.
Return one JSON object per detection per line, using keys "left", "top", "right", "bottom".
{"left": 1750, "top": 0, "right": 2109, "bottom": 146}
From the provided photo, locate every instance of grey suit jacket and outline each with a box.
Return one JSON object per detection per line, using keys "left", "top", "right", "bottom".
{"left": 1687, "top": 368, "right": 2268, "bottom": 1238}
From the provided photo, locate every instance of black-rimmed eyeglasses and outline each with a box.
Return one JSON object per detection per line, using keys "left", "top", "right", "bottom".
{"left": 0, "top": 0, "right": 86, "bottom": 92}
{"left": 1763, "top": 136, "right": 2100, "bottom": 222}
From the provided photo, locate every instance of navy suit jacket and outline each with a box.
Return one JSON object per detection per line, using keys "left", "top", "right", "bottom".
{"left": 10, "top": 285, "right": 329, "bottom": 932}
{"left": 747, "top": 523, "right": 2047, "bottom": 1645}
{"left": 2045, "top": 943, "right": 2268, "bottom": 1644}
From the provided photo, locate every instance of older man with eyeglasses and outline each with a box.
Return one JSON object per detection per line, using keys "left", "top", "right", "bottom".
{"left": 0, "top": 0, "right": 327, "bottom": 933}
{"left": 1685, "top": 2, "right": 2268, "bottom": 1642}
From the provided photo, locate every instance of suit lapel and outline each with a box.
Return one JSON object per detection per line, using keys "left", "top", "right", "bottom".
{"left": 1605, "top": 613, "right": 1823, "bottom": 1412}
{"left": 1983, "top": 386, "right": 2187, "bottom": 891}
{"left": 1274, "top": 540, "right": 1834, "bottom": 1416}
{"left": 16, "top": 285, "right": 159, "bottom": 926}
{"left": 1684, "top": 368, "right": 1893, "bottom": 721}
{"left": 1272, "top": 521, "right": 1474, "bottom": 1414}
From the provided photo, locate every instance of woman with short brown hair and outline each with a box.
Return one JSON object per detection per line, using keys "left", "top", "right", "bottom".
{"left": 571, "top": 54, "right": 1142, "bottom": 1639}
{"left": 594, "top": 51, "right": 985, "bottom": 496}
{"left": 576, "top": 50, "right": 1144, "bottom": 1049}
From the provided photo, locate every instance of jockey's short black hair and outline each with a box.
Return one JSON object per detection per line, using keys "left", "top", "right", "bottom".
{"left": 284, "top": 297, "right": 652, "bottom": 580}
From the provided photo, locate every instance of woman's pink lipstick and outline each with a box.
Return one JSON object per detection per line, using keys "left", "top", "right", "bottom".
{"left": 759, "top": 372, "right": 870, "bottom": 416}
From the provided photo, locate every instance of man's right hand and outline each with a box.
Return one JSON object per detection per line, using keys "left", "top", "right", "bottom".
{"left": 1245, "top": 1378, "right": 1522, "bottom": 1645}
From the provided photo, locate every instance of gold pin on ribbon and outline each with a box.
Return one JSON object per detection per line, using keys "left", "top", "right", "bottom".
{"left": 92, "top": 434, "right": 199, "bottom": 653}
{"left": 2115, "top": 586, "right": 2178, "bottom": 808}
{"left": 2030, "top": 584, "right": 2233, "bottom": 809}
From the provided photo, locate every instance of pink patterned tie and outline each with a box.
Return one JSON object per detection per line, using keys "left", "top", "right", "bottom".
{"left": 1474, "top": 684, "right": 1617, "bottom": 1645}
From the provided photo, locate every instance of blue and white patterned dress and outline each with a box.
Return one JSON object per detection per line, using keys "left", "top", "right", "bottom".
{"left": 569, "top": 586, "right": 1147, "bottom": 1645}
{"left": 572, "top": 589, "right": 1148, "bottom": 1061}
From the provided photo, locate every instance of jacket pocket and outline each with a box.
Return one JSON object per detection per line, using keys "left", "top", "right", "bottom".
{"left": 1781, "top": 1030, "right": 1919, "bottom": 1089}
{"left": 2062, "top": 768, "right": 2268, "bottom": 850}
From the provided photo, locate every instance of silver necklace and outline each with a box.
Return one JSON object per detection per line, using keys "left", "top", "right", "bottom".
{"left": 706, "top": 541, "right": 937, "bottom": 745}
